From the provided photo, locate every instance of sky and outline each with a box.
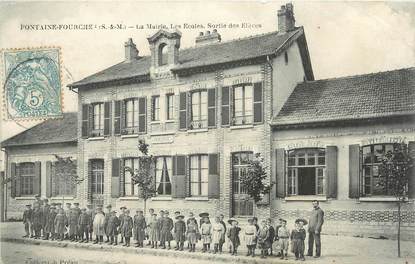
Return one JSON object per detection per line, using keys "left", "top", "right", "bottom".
{"left": 0, "top": 1, "right": 414, "bottom": 143}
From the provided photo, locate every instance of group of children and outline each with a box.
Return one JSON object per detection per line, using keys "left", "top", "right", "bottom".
{"left": 22, "top": 199, "right": 309, "bottom": 260}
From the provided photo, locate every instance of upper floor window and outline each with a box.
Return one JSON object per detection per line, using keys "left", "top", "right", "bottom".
{"left": 152, "top": 96, "right": 160, "bottom": 121}
{"left": 155, "top": 156, "right": 172, "bottom": 195}
{"left": 233, "top": 84, "right": 253, "bottom": 125}
{"left": 189, "top": 154, "right": 208, "bottom": 196}
{"left": 125, "top": 98, "right": 139, "bottom": 130}
{"left": 20, "top": 162, "right": 35, "bottom": 195}
{"left": 287, "top": 148, "right": 326, "bottom": 196}
{"left": 92, "top": 103, "right": 104, "bottom": 137}
{"left": 190, "top": 90, "right": 207, "bottom": 129}
{"left": 91, "top": 160, "right": 104, "bottom": 195}
{"left": 124, "top": 158, "right": 140, "bottom": 196}
{"left": 166, "top": 94, "right": 175, "bottom": 120}
{"left": 158, "top": 43, "right": 168, "bottom": 66}
{"left": 362, "top": 144, "right": 394, "bottom": 196}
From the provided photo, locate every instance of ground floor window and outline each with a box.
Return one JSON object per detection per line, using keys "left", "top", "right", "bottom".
{"left": 155, "top": 156, "right": 172, "bottom": 195}
{"left": 232, "top": 152, "right": 253, "bottom": 216}
{"left": 53, "top": 160, "right": 76, "bottom": 196}
{"left": 189, "top": 154, "right": 208, "bottom": 196}
{"left": 20, "top": 162, "right": 35, "bottom": 195}
{"left": 287, "top": 148, "right": 326, "bottom": 196}
{"left": 91, "top": 160, "right": 104, "bottom": 194}
{"left": 124, "top": 158, "right": 140, "bottom": 196}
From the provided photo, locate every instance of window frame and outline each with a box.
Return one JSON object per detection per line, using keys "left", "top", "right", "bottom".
{"left": 151, "top": 96, "right": 160, "bottom": 122}
{"left": 190, "top": 90, "right": 208, "bottom": 129}
{"left": 232, "top": 83, "right": 253, "bottom": 125}
{"left": 158, "top": 43, "right": 168, "bottom": 66}
{"left": 166, "top": 93, "right": 175, "bottom": 120}
{"left": 91, "top": 160, "right": 104, "bottom": 195}
{"left": 92, "top": 102, "right": 104, "bottom": 137}
{"left": 155, "top": 156, "right": 172, "bottom": 196}
{"left": 189, "top": 154, "right": 209, "bottom": 197}
{"left": 123, "top": 157, "right": 140, "bottom": 197}
{"left": 124, "top": 98, "right": 139, "bottom": 133}
{"left": 231, "top": 152, "right": 254, "bottom": 217}
{"left": 20, "top": 162, "right": 35, "bottom": 196}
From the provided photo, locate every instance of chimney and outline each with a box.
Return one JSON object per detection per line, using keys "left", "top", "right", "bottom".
{"left": 277, "top": 3, "right": 295, "bottom": 33}
{"left": 124, "top": 38, "right": 139, "bottom": 62}
{"left": 195, "top": 29, "right": 221, "bottom": 46}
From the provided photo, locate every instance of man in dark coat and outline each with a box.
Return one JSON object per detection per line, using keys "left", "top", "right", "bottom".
{"left": 307, "top": 200, "right": 324, "bottom": 258}
{"left": 160, "top": 211, "right": 173, "bottom": 249}
{"left": 118, "top": 207, "right": 126, "bottom": 244}
{"left": 22, "top": 204, "right": 33, "bottom": 238}
{"left": 174, "top": 215, "right": 186, "bottom": 251}
{"left": 133, "top": 210, "right": 146, "bottom": 247}
{"left": 78, "top": 208, "right": 92, "bottom": 242}
{"left": 45, "top": 205, "right": 57, "bottom": 240}
{"left": 107, "top": 211, "right": 120, "bottom": 245}
{"left": 122, "top": 209, "right": 133, "bottom": 247}
{"left": 31, "top": 203, "right": 43, "bottom": 239}
{"left": 41, "top": 199, "right": 50, "bottom": 239}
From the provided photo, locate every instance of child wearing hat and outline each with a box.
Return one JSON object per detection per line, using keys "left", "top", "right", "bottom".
{"left": 257, "top": 219, "right": 270, "bottom": 259}
{"left": 227, "top": 218, "right": 241, "bottom": 256}
{"left": 122, "top": 209, "right": 133, "bottom": 247}
{"left": 148, "top": 213, "right": 159, "bottom": 248}
{"left": 118, "top": 206, "right": 127, "bottom": 244}
{"left": 134, "top": 210, "right": 146, "bottom": 248}
{"left": 291, "top": 219, "right": 307, "bottom": 261}
{"left": 160, "top": 211, "right": 174, "bottom": 249}
{"left": 54, "top": 208, "right": 67, "bottom": 241}
{"left": 104, "top": 205, "right": 112, "bottom": 243}
{"left": 78, "top": 208, "right": 92, "bottom": 243}
{"left": 200, "top": 215, "right": 212, "bottom": 253}
{"left": 278, "top": 219, "right": 290, "bottom": 260}
{"left": 266, "top": 218, "right": 275, "bottom": 256}
{"left": 244, "top": 218, "right": 257, "bottom": 257}
{"left": 186, "top": 218, "right": 199, "bottom": 252}
{"left": 174, "top": 214, "right": 186, "bottom": 251}
{"left": 45, "top": 205, "right": 57, "bottom": 240}
{"left": 157, "top": 210, "right": 164, "bottom": 247}
{"left": 107, "top": 211, "right": 120, "bottom": 245}
{"left": 211, "top": 216, "right": 225, "bottom": 254}
{"left": 22, "top": 204, "right": 33, "bottom": 238}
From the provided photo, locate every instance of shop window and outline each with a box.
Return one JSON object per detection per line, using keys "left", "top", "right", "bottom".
{"left": 155, "top": 156, "right": 172, "bottom": 195}
{"left": 189, "top": 154, "right": 208, "bottom": 196}
{"left": 287, "top": 148, "right": 326, "bottom": 196}
{"left": 20, "top": 162, "right": 35, "bottom": 195}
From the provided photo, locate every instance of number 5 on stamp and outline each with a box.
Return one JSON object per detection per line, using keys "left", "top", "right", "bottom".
{"left": 2, "top": 48, "right": 63, "bottom": 120}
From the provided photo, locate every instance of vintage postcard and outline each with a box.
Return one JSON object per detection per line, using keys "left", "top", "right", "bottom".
{"left": 0, "top": 1, "right": 414, "bottom": 264}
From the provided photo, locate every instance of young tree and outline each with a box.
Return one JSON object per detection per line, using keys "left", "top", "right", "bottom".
{"left": 125, "top": 140, "right": 156, "bottom": 215}
{"left": 240, "top": 153, "right": 272, "bottom": 203}
{"left": 53, "top": 154, "right": 83, "bottom": 204}
{"left": 378, "top": 143, "right": 413, "bottom": 258}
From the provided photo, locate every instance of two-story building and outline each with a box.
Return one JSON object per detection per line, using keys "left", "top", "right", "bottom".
{"left": 67, "top": 3, "right": 313, "bottom": 219}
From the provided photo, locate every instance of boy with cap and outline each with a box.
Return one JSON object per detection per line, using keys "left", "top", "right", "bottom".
{"left": 278, "top": 219, "right": 290, "bottom": 260}
{"left": 174, "top": 214, "right": 186, "bottom": 251}
{"left": 186, "top": 212, "right": 195, "bottom": 249}
{"left": 118, "top": 206, "right": 126, "bottom": 244}
{"left": 134, "top": 210, "right": 146, "bottom": 247}
{"left": 45, "top": 204, "right": 57, "bottom": 240}
{"left": 122, "top": 209, "right": 133, "bottom": 247}
{"left": 160, "top": 211, "right": 174, "bottom": 249}
{"left": 157, "top": 210, "right": 164, "bottom": 246}
{"left": 227, "top": 218, "right": 241, "bottom": 256}
{"left": 78, "top": 208, "right": 92, "bottom": 243}
{"left": 257, "top": 219, "right": 270, "bottom": 259}
{"left": 68, "top": 207, "right": 80, "bottom": 241}
{"left": 146, "top": 208, "right": 155, "bottom": 245}
{"left": 186, "top": 218, "right": 199, "bottom": 252}
{"left": 86, "top": 204, "right": 94, "bottom": 241}
{"left": 93, "top": 206, "right": 105, "bottom": 244}
{"left": 200, "top": 214, "right": 212, "bottom": 253}
{"left": 291, "top": 219, "right": 307, "bottom": 261}
{"left": 266, "top": 218, "right": 275, "bottom": 256}
{"left": 107, "top": 210, "right": 120, "bottom": 245}
{"left": 22, "top": 204, "right": 33, "bottom": 238}
{"left": 31, "top": 203, "right": 43, "bottom": 239}
{"left": 54, "top": 208, "right": 67, "bottom": 241}
{"left": 41, "top": 199, "right": 50, "bottom": 239}
{"left": 64, "top": 203, "right": 72, "bottom": 239}
{"left": 104, "top": 205, "right": 112, "bottom": 243}
{"left": 218, "top": 214, "right": 227, "bottom": 253}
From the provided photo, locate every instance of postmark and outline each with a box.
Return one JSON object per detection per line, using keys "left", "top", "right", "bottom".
{"left": 2, "top": 47, "right": 63, "bottom": 120}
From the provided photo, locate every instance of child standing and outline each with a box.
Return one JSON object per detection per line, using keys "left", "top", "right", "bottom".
{"left": 54, "top": 208, "right": 67, "bottom": 241}
{"left": 78, "top": 208, "right": 91, "bottom": 243}
{"left": 227, "top": 218, "right": 241, "bottom": 256}
{"left": 245, "top": 218, "right": 257, "bottom": 257}
{"left": 267, "top": 218, "right": 275, "bottom": 256}
{"left": 211, "top": 216, "right": 225, "bottom": 254}
{"left": 174, "top": 215, "right": 186, "bottom": 251}
{"left": 278, "top": 219, "right": 290, "bottom": 260}
{"left": 257, "top": 220, "right": 270, "bottom": 258}
{"left": 186, "top": 218, "right": 199, "bottom": 252}
{"left": 22, "top": 204, "right": 32, "bottom": 238}
{"left": 200, "top": 216, "right": 212, "bottom": 253}
{"left": 134, "top": 210, "right": 146, "bottom": 248}
{"left": 291, "top": 219, "right": 307, "bottom": 261}
{"left": 107, "top": 210, "right": 120, "bottom": 245}
{"left": 122, "top": 209, "right": 133, "bottom": 247}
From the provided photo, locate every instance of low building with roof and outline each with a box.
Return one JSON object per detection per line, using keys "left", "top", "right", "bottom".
{"left": 271, "top": 67, "right": 415, "bottom": 240}
{"left": 1, "top": 112, "right": 78, "bottom": 219}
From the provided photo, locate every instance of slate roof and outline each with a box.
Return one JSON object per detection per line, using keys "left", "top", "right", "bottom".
{"left": 69, "top": 28, "right": 306, "bottom": 88}
{"left": 272, "top": 67, "right": 415, "bottom": 127}
{"left": 1, "top": 112, "right": 78, "bottom": 147}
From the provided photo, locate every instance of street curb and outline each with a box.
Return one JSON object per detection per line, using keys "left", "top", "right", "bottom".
{"left": 1, "top": 237, "right": 297, "bottom": 264}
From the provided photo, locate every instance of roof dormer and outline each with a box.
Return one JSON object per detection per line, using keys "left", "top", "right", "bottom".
{"left": 147, "top": 29, "right": 182, "bottom": 69}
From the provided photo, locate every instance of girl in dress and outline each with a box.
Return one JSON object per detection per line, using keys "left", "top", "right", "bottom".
{"left": 244, "top": 218, "right": 257, "bottom": 257}
{"left": 148, "top": 213, "right": 159, "bottom": 248}
{"left": 186, "top": 218, "right": 199, "bottom": 252}
{"left": 211, "top": 216, "right": 225, "bottom": 254}
{"left": 200, "top": 217, "right": 212, "bottom": 253}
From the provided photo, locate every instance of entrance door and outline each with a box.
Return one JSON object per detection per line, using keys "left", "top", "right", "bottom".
{"left": 232, "top": 152, "right": 254, "bottom": 216}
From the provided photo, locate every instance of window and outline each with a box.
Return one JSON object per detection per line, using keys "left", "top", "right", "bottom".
{"left": 166, "top": 94, "right": 175, "bottom": 120}
{"left": 287, "top": 148, "right": 325, "bottom": 196}
{"left": 124, "top": 158, "right": 140, "bottom": 196}
{"left": 91, "top": 160, "right": 104, "bottom": 194}
{"left": 155, "top": 156, "right": 172, "bottom": 195}
{"left": 54, "top": 161, "right": 76, "bottom": 196}
{"left": 362, "top": 144, "right": 395, "bottom": 196}
{"left": 190, "top": 90, "right": 207, "bottom": 129}
{"left": 284, "top": 51, "right": 289, "bottom": 65}
{"left": 20, "top": 163, "right": 35, "bottom": 195}
{"left": 125, "top": 98, "right": 139, "bottom": 131}
{"left": 152, "top": 96, "right": 160, "bottom": 121}
{"left": 189, "top": 155, "right": 208, "bottom": 196}
{"left": 158, "top": 43, "right": 168, "bottom": 66}
{"left": 92, "top": 103, "right": 104, "bottom": 136}
{"left": 232, "top": 152, "right": 254, "bottom": 216}
{"left": 233, "top": 84, "right": 253, "bottom": 125}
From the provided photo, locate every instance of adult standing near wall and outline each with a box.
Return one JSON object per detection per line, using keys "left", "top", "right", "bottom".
{"left": 307, "top": 200, "right": 324, "bottom": 258}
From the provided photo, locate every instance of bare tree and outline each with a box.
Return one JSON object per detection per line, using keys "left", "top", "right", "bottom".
{"left": 53, "top": 154, "right": 83, "bottom": 204}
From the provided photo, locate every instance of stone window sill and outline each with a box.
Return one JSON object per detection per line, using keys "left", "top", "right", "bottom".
{"left": 151, "top": 196, "right": 172, "bottom": 201}
{"left": 187, "top": 128, "right": 208, "bottom": 134}
{"left": 359, "top": 196, "right": 403, "bottom": 202}
{"left": 119, "top": 196, "right": 139, "bottom": 201}
{"left": 285, "top": 195, "right": 327, "bottom": 201}
{"left": 121, "top": 134, "right": 139, "bottom": 139}
{"left": 185, "top": 196, "right": 209, "bottom": 201}
{"left": 230, "top": 124, "right": 254, "bottom": 130}
{"left": 165, "top": 120, "right": 175, "bottom": 123}
{"left": 150, "top": 131, "right": 175, "bottom": 136}
{"left": 50, "top": 196, "right": 75, "bottom": 200}
{"left": 87, "top": 137, "right": 105, "bottom": 141}
{"left": 15, "top": 197, "right": 36, "bottom": 200}
{"left": 150, "top": 121, "right": 161, "bottom": 124}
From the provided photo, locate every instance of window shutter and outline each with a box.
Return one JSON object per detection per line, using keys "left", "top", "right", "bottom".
{"left": 88, "top": 105, "right": 93, "bottom": 136}
{"left": 138, "top": 97, "right": 147, "bottom": 133}
{"left": 33, "top": 161, "right": 41, "bottom": 196}
{"left": 114, "top": 101, "right": 122, "bottom": 135}
{"left": 207, "top": 88, "right": 216, "bottom": 128}
{"left": 45, "top": 161, "right": 52, "bottom": 198}
{"left": 104, "top": 101, "right": 111, "bottom": 136}
{"left": 71, "top": 159, "right": 77, "bottom": 197}
{"left": 179, "top": 92, "right": 187, "bottom": 130}
{"left": 10, "top": 162, "right": 17, "bottom": 198}
{"left": 349, "top": 144, "right": 361, "bottom": 198}
{"left": 253, "top": 82, "right": 263, "bottom": 124}
{"left": 208, "top": 153, "right": 220, "bottom": 198}
{"left": 112, "top": 159, "right": 121, "bottom": 198}
{"left": 87, "top": 160, "right": 92, "bottom": 201}
{"left": 408, "top": 141, "right": 415, "bottom": 199}
{"left": 172, "top": 155, "right": 186, "bottom": 198}
{"left": 81, "top": 104, "right": 89, "bottom": 138}
{"left": 276, "top": 148, "right": 286, "bottom": 198}
{"left": 326, "top": 146, "right": 338, "bottom": 198}
{"left": 221, "top": 87, "right": 230, "bottom": 126}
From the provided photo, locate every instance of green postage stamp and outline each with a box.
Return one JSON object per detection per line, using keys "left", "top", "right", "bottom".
{"left": 2, "top": 48, "right": 63, "bottom": 120}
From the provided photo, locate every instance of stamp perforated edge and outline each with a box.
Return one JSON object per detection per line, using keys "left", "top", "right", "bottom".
{"left": 1, "top": 46, "right": 65, "bottom": 122}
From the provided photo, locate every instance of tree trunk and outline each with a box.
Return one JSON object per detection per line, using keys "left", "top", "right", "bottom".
{"left": 143, "top": 199, "right": 147, "bottom": 217}
{"left": 397, "top": 202, "right": 401, "bottom": 258}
